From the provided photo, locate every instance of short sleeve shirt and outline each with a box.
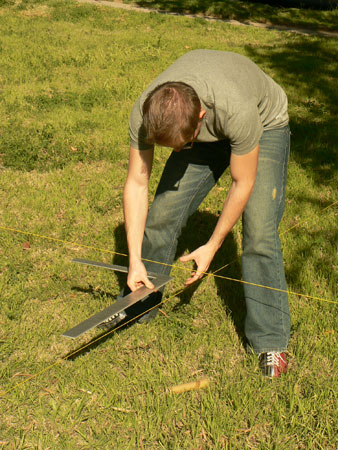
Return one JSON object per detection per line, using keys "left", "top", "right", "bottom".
{"left": 129, "top": 50, "right": 288, "bottom": 155}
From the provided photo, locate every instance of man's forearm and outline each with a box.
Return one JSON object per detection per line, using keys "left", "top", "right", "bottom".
{"left": 207, "top": 179, "right": 254, "bottom": 252}
{"left": 123, "top": 180, "right": 149, "bottom": 263}
{"left": 207, "top": 145, "right": 259, "bottom": 252}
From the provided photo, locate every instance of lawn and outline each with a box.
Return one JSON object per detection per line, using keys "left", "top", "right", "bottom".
{"left": 0, "top": 0, "right": 337, "bottom": 449}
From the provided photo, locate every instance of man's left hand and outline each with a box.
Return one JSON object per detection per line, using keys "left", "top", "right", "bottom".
{"left": 179, "top": 244, "right": 216, "bottom": 286}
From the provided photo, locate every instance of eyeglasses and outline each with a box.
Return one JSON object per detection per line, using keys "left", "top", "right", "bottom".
{"left": 182, "top": 116, "right": 204, "bottom": 150}
{"left": 182, "top": 141, "right": 194, "bottom": 150}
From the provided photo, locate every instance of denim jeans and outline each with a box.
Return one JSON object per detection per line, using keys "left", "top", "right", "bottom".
{"left": 134, "top": 126, "right": 291, "bottom": 353}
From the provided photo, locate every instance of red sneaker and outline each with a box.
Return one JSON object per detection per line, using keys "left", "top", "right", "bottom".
{"left": 259, "top": 352, "right": 288, "bottom": 378}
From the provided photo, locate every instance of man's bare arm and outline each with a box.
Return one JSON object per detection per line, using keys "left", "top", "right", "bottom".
{"left": 123, "top": 146, "right": 154, "bottom": 291}
{"left": 208, "top": 144, "right": 259, "bottom": 251}
{"left": 180, "top": 145, "right": 259, "bottom": 284}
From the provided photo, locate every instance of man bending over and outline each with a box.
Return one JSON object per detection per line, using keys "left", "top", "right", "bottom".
{"left": 123, "top": 50, "right": 291, "bottom": 378}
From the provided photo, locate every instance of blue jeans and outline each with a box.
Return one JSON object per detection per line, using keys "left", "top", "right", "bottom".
{"left": 137, "top": 126, "right": 291, "bottom": 353}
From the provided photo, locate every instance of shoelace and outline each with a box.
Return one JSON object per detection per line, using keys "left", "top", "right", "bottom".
{"left": 266, "top": 352, "right": 284, "bottom": 366}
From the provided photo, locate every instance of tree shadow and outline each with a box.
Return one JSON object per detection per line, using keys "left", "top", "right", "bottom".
{"left": 246, "top": 0, "right": 336, "bottom": 10}
{"left": 242, "top": 37, "right": 337, "bottom": 306}
{"left": 129, "top": 0, "right": 338, "bottom": 29}
{"left": 131, "top": 0, "right": 337, "bottom": 14}
{"left": 284, "top": 222, "right": 337, "bottom": 300}
{"left": 244, "top": 38, "right": 337, "bottom": 187}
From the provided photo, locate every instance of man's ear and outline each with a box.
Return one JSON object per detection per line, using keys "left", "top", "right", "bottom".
{"left": 199, "top": 109, "right": 206, "bottom": 120}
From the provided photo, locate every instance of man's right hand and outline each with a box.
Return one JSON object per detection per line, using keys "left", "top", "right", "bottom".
{"left": 127, "top": 259, "right": 155, "bottom": 292}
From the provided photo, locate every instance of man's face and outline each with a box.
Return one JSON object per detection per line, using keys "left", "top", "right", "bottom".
{"left": 173, "top": 109, "right": 206, "bottom": 153}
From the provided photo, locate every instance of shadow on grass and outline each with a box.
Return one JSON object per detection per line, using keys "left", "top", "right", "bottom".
{"left": 64, "top": 317, "right": 135, "bottom": 361}
{"left": 174, "top": 209, "right": 246, "bottom": 345}
{"left": 125, "top": 0, "right": 338, "bottom": 29}
{"left": 243, "top": 36, "right": 337, "bottom": 303}
{"left": 174, "top": 211, "right": 246, "bottom": 345}
{"left": 285, "top": 227, "right": 338, "bottom": 299}
{"left": 112, "top": 210, "right": 247, "bottom": 345}
{"left": 244, "top": 37, "right": 337, "bottom": 186}
{"left": 71, "top": 285, "right": 117, "bottom": 301}
{"left": 247, "top": 0, "right": 337, "bottom": 10}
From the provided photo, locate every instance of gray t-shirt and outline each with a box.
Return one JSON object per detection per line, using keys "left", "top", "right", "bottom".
{"left": 129, "top": 50, "right": 288, "bottom": 155}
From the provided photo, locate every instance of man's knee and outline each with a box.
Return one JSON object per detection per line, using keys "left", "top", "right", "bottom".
{"left": 242, "top": 215, "right": 278, "bottom": 256}
{"left": 146, "top": 192, "right": 184, "bottom": 230}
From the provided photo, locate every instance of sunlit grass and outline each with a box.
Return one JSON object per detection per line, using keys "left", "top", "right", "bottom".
{"left": 0, "top": 1, "right": 337, "bottom": 449}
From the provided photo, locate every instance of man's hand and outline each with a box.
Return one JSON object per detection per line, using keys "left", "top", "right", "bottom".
{"left": 127, "top": 259, "right": 154, "bottom": 292}
{"left": 180, "top": 243, "right": 216, "bottom": 286}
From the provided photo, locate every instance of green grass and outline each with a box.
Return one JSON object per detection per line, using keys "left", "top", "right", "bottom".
{"left": 0, "top": 1, "right": 337, "bottom": 449}
{"left": 118, "top": 0, "right": 338, "bottom": 32}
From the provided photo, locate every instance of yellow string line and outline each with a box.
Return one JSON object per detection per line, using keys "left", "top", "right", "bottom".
{"left": 206, "top": 272, "right": 337, "bottom": 304}
{"left": 0, "top": 224, "right": 190, "bottom": 275}
{"left": 0, "top": 221, "right": 336, "bottom": 304}
{"left": 210, "top": 199, "right": 338, "bottom": 275}
{"left": 1, "top": 202, "right": 336, "bottom": 272}
{"left": 0, "top": 286, "right": 186, "bottom": 398}
{"left": 211, "top": 258, "right": 238, "bottom": 276}
{"left": 207, "top": 199, "right": 338, "bottom": 301}
{"left": 0, "top": 225, "right": 129, "bottom": 258}
{"left": 193, "top": 264, "right": 337, "bottom": 304}
{"left": 280, "top": 199, "right": 338, "bottom": 236}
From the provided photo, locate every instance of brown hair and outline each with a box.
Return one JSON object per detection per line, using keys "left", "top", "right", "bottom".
{"left": 142, "top": 82, "right": 201, "bottom": 148}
